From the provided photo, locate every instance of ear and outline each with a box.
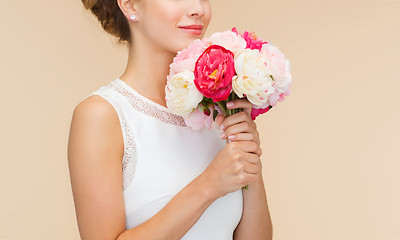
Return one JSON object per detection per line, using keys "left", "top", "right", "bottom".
{"left": 117, "top": 0, "right": 142, "bottom": 21}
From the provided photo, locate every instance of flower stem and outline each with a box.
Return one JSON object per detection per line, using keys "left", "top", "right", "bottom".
{"left": 216, "top": 101, "right": 228, "bottom": 117}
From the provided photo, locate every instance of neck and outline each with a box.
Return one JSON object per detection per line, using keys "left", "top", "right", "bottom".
{"left": 119, "top": 34, "right": 176, "bottom": 106}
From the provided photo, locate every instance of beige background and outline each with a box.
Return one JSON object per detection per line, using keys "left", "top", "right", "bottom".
{"left": 1, "top": 0, "right": 399, "bottom": 239}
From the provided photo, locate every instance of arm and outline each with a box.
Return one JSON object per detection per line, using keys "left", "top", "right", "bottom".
{"left": 220, "top": 100, "right": 273, "bottom": 240}
{"left": 118, "top": 173, "right": 215, "bottom": 240}
{"left": 68, "top": 95, "right": 218, "bottom": 240}
{"left": 233, "top": 171, "right": 273, "bottom": 240}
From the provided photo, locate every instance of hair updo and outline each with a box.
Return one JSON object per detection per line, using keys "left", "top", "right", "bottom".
{"left": 81, "top": 0, "right": 131, "bottom": 46}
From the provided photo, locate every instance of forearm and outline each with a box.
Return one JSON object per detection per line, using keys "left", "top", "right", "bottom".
{"left": 234, "top": 172, "right": 273, "bottom": 240}
{"left": 117, "top": 174, "right": 217, "bottom": 240}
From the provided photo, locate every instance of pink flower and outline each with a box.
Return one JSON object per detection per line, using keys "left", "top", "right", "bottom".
{"left": 168, "top": 38, "right": 211, "bottom": 81}
{"left": 277, "top": 81, "right": 292, "bottom": 102}
{"left": 208, "top": 30, "right": 247, "bottom": 55}
{"left": 232, "top": 27, "right": 267, "bottom": 51}
{"left": 184, "top": 104, "right": 222, "bottom": 131}
{"left": 266, "top": 82, "right": 291, "bottom": 107}
{"left": 194, "top": 45, "right": 235, "bottom": 102}
{"left": 267, "top": 89, "right": 280, "bottom": 107}
{"left": 251, "top": 105, "right": 272, "bottom": 120}
{"left": 260, "top": 43, "right": 292, "bottom": 94}
{"left": 184, "top": 107, "right": 209, "bottom": 131}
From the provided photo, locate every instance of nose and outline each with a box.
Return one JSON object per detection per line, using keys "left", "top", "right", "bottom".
{"left": 187, "top": 0, "right": 205, "bottom": 18}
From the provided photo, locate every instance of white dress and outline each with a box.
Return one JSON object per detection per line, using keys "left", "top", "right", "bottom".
{"left": 82, "top": 78, "right": 243, "bottom": 239}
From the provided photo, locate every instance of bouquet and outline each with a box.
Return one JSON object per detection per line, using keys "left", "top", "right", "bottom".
{"left": 165, "top": 27, "right": 292, "bottom": 189}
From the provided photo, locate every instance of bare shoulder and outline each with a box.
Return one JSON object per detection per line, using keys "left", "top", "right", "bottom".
{"left": 72, "top": 94, "right": 121, "bottom": 129}
{"left": 67, "top": 94, "right": 126, "bottom": 239}
{"left": 69, "top": 94, "right": 124, "bottom": 164}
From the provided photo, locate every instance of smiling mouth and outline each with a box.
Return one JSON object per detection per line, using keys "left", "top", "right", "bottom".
{"left": 179, "top": 27, "right": 203, "bottom": 35}
{"left": 178, "top": 25, "right": 204, "bottom": 35}
{"left": 178, "top": 24, "right": 204, "bottom": 30}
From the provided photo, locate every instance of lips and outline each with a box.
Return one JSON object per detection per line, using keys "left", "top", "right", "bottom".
{"left": 179, "top": 25, "right": 204, "bottom": 30}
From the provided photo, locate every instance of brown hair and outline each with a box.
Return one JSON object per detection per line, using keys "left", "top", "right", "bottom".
{"left": 81, "top": 0, "right": 131, "bottom": 46}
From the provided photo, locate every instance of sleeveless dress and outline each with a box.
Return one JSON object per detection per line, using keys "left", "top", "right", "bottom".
{"left": 82, "top": 78, "right": 243, "bottom": 239}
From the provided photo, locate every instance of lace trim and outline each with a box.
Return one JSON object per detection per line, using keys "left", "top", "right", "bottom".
{"left": 119, "top": 105, "right": 137, "bottom": 191}
{"left": 92, "top": 91, "right": 137, "bottom": 191}
{"left": 111, "top": 80, "right": 187, "bottom": 127}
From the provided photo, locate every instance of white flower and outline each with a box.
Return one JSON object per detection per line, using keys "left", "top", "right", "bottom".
{"left": 232, "top": 49, "right": 275, "bottom": 106}
{"left": 165, "top": 71, "right": 203, "bottom": 117}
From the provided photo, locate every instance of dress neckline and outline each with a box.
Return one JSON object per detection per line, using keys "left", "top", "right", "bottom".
{"left": 114, "top": 78, "right": 172, "bottom": 113}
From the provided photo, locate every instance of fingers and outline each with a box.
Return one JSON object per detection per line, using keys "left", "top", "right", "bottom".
{"left": 220, "top": 111, "right": 255, "bottom": 132}
{"left": 226, "top": 132, "right": 255, "bottom": 142}
{"left": 242, "top": 160, "right": 261, "bottom": 174}
{"left": 230, "top": 141, "right": 262, "bottom": 158}
{"left": 220, "top": 112, "right": 256, "bottom": 137}
{"left": 215, "top": 114, "right": 226, "bottom": 128}
{"left": 222, "top": 121, "right": 254, "bottom": 139}
{"left": 227, "top": 98, "right": 253, "bottom": 116}
{"left": 242, "top": 151, "right": 260, "bottom": 165}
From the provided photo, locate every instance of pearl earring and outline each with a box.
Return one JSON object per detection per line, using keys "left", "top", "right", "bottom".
{"left": 130, "top": 14, "right": 136, "bottom": 20}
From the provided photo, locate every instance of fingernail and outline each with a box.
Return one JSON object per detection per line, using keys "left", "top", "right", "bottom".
{"left": 220, "top": 132, "right": 225, "bottom": 138}
{"left": 219, "top": 124, "right": 224, "bottom": 130}
{"left": 228, "top": 135, "right": 235, "bottom": 140}
{"left": 227, "top": 102, "right": 234, "bottom": 108}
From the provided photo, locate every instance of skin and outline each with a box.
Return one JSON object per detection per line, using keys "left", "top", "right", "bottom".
{"left": 118, "top": 0, "right": 212, "bottom": 107}
{"left": 68, "top": 0, "right": 272, "bottom": 239}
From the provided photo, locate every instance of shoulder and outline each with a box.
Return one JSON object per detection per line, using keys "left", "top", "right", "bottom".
{"left": 74, "top": 94, "right": 117, "bottom": 121}
{"left": 69, "top": 94, "right": 124, "bottom": 162}
{"left": 73, "top": 93, "right": 124, "bottom": 132}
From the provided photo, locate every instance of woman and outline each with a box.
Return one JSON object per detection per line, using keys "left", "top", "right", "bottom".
{"left": 67, "top": 0, "right": 273, "bottom": 239}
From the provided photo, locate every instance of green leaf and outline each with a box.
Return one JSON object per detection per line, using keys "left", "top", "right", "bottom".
{"left": 213, "top": 110, "right": 219, "bottom": 121}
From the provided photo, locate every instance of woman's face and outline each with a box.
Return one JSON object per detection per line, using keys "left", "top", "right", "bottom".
{"left": 134, "top": 0, "right": 212, "bottom": 54}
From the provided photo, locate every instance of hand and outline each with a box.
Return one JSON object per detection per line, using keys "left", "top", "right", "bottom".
{"left": 215, "top": 98, "right": 263, "bottom": 178}
{"left": 216, "top": 98, "right": 261, "bottom": 148}
{"left": 200, "top": 141, "right": 261, "bottom": 198}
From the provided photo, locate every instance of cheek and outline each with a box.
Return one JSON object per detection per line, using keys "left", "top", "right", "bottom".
{"left": 143, "top": 8, "right": 179, "bottom": 39}
{"left": 204, "top": 3, "right": 212, "bottom": 24}
{"left": 151, "top": 2, "right": 182, "bottom": 26}
{"left": 207, "top": 5, "right": 212, "bottom": 21}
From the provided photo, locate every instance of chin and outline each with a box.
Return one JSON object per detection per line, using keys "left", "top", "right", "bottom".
{"left": 183, "top": 37, "right": 200, "bottom": 46}
{"left": 168, "top": 37, "right": 201, "bottom": 55}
